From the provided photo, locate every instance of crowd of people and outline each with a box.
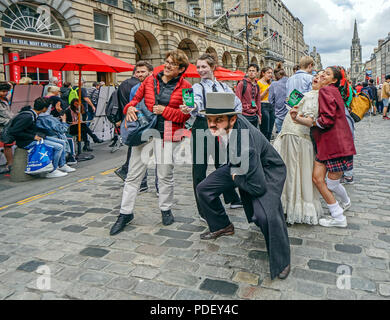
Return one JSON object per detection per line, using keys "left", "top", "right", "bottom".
{"left": 1, "top": 49, "right": 388, "bottom": 281}
{"left": 0, "top": 76, "right": 104, "bottom": 176}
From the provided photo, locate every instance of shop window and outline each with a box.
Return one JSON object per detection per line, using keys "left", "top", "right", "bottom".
{"left": 1, "top": 3, "right": 64, "bottom": 38}
{"left": 94, "top": 12, "right": 110, "bottom": 42}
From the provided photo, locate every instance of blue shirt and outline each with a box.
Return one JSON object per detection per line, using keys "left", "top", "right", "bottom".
{"left": 269, "top": 77, "right": 289, "bottom": 120}
{"left": 286, "top": 70, "right": 313, "bottom": 99}
{"left": 129, "top": 82, "right": 141, "bottom": 102}
{"left": 191, "top": 79, "right": 242, "bottom": 117}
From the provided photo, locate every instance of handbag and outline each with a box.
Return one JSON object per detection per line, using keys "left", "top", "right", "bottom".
{"left": 25, "top": 140, "right": 54, "bottom": 175}
{"left": 121, "top": 79, "right": 159, "bottom": 147}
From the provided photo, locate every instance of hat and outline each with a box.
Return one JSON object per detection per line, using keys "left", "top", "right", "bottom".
{"left": 200, "top": 92, "right": 241, "bottom": 116}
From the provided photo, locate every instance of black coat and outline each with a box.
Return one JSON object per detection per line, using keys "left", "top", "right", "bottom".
{"left": 229, "top": 115, "right": 290, "bottom": 279}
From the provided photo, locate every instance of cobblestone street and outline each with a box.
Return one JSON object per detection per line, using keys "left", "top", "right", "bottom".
{"left": 0, "top": 116, "right": 389, "bottom": 300}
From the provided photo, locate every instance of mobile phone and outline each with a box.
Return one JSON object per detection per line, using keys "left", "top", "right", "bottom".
{"left": 182, "top": 88, "right": 194, "bottom": 108}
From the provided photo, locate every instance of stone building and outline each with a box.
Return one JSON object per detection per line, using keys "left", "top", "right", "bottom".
{"left": 364, "top": 34, "right": 390, "bottom": 85}
{"left": 0, "top": 0, "right": 310, "bottom": 85}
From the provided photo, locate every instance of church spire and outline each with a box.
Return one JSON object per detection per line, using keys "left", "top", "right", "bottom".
{"left": 353, "top": 19, "right": 359, "bottom": 40}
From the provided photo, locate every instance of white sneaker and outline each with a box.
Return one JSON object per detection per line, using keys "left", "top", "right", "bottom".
{"left": 340, "top": 201, "right": 351, "bottom": 213}
{"left": 59, "top": 164, "right": 76, "bottom": 173}
{"left": 46, "top": 169, "right": 68, "bottom": 178}
{"left": 319, "top": 216, "right": 347, "bottom": 228}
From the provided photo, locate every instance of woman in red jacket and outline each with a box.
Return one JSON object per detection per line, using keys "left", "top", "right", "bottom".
{"left": 110, "top": 49, "right": 192, "bottom": 236}
{"left": 291, "top": 66, "right": 356, "bottom": 228}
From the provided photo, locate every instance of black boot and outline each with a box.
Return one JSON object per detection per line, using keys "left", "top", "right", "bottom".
{"left": 110, "top": 213, "right": 134, "bottom": 236}
{"left": 109, "top": 136, "right": 118, "bottom": 148}
{"left": 83, "top": 141, "right": 93, "bottom": 152}
{"left": 161, "top": 210, "right": 174, "bottom": 226}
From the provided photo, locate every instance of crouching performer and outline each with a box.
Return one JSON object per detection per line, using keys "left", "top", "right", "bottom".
{"left": 197, "top": 92, "right": 291, "bottom": 280}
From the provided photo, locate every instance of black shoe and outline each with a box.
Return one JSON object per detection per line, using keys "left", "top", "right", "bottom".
{"left": 161, "top": 210, "right": 174, "bottom": 226}
{"left": 230, "top": 201, "right": 243, "bottom": 209}
{"left": 114, "top": 168, "right": 127, "bottom": 181}
{"left": 110, "top": 213, "right": 134, "bottom": 236}
{"left": 66, "top": 155, "right": 77, "bottom": 166}
{"left": 83, "top": 142, "right": 93, "bottom": 152}
{"left": 109, "top": 140, "right": 118, "bottom": 148}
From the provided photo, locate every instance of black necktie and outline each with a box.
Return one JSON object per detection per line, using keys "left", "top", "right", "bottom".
{"left": 212, "top": 83, "right": 218, "bottom": 92}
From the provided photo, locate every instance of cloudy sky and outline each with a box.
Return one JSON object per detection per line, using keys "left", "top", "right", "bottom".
{"left": 283, "top": 0, "right": 390, "bottom": 69}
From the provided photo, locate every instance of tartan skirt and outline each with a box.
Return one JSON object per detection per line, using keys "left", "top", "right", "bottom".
{"left": 316, "top": 155, "right": 354, "bottom": 172}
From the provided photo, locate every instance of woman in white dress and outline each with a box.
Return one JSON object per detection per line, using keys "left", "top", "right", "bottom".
{"left": 273, "top": 72, "right": 324, "bottom": 225}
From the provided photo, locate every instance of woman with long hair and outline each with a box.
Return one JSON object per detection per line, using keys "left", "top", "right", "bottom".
{"left": 258, "top": 67, "right": 275, "bottom": 141}
{"left": 273, "top": 72, "right": 325, "bottom": 225}
{"left": 180, "top": 53, "right": 243, "bottom": 219}
{"left": 291, "top": 66, "right": 356, "bottom": 228}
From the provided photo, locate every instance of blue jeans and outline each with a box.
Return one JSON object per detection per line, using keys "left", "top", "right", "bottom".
{"left": 25, "top": 136, "right": 66, "bottom": 170}
{"left": 87, "top": 110, "right": 95, "bottom": 127}
{"left": 275, "top": 117, "right": 284, "bottom": 133}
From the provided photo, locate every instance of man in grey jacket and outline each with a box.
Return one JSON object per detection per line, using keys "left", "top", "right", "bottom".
{"left": 269, "top": 68, "right": 289, "bottom": 133}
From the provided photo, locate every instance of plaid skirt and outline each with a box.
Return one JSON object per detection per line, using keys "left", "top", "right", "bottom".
{"left": 316, "top": 155, "right": 354, "bottom": 172}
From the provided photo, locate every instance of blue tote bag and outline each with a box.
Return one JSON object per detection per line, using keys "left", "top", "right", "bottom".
{"left": 25, "top": 140, "right": 54, "bottom": 175}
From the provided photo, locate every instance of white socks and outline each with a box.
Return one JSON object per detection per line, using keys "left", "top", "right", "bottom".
{"left": 327, "top": 202, "right": 345, "bottom": 221}
{"left": 326, "top": 178, "right": 351, "bottom": 205}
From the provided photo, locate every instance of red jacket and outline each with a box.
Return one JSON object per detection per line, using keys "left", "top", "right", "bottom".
{"left": 312, "top": 84, "right": 356, "bottom": 161}
{"left": 235, "top": 78, "right": 262, "bottom": 119}
{"left": 123, "top": 73, "right": 191, "bottom": 141}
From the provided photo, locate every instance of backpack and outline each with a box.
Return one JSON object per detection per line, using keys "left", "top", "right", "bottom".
{"left": 241, "top": 80, "right": 247, "bottom": 97}
{"left": 68, "top": 87, "right": 79, "bottom": 105}
{"left": 0, "top": 110, "right": 36, "bottom": 144}
{"left": 349, "top": 91, "right": 371, "bottom": 122}
{"left": 105, "top": 89, "right": 123, "bottom": 124}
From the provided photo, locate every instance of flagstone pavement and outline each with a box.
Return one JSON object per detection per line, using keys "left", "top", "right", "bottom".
{"left": 0, "top": 116, "right": 389, "bottom": 300}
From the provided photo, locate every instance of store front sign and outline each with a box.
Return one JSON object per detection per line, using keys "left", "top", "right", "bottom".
{"left": 2, "top": 37, "right": 65, "bottom": 49}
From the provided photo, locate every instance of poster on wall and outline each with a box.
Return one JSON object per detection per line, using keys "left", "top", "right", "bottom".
{"left": 10, "top": 85, "right": 44, "bottom": 113}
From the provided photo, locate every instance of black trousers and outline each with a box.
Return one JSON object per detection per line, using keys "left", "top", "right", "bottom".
{"left": 260, "top": 103, "right": 275, "bottom": 141}
{"left": 243, "top": 114, "right": 259, "bottom": 129}
{"left": 196, "top": 164, "right": 234, "bottom": 232}
{"left": 69, "top": 123, "right": 96, "bottom": 143}
{"left": 191, "top": 117, "right": 240, "bottom": 218}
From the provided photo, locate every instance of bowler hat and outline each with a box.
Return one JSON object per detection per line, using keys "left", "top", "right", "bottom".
{"left": 200, "top": 92, "right": 241, "bottom": 116}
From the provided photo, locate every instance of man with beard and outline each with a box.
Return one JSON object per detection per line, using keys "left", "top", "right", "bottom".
{"left": 196, "top": 92, "right": 291, "bottom": 280}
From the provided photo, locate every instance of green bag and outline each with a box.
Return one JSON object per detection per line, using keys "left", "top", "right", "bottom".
{"left": 286, "top": 89, "right": 304, "bottom": 108}
{"left": 68, "top": 87, "right": 79, "bottom": 105}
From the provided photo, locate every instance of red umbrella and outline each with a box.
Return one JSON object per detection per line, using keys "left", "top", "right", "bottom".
{"left": 6, "top": 44, "right": 134, "bottom": 157}
{"left": 153, "top": 63, "right": 200, "bottom": 78}
{"left": 215, "top": 67, "right": 245, "bottom": 81}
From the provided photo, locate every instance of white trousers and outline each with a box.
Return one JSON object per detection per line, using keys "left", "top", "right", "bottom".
{"left": 120, "top": 138, "right": 182, "bottom": 214}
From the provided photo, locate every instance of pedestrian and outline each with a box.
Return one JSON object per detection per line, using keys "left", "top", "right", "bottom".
{"left": 291, "top": 66, "right": 356, "bottom": 228}
{"left": 180, "top": 52, "right": 243, "bottom": 221}
{"left": 6, "top": 81, "right": 15, "bottom": 102}
{"left": 43, "top": 76, "right": 59, "bottom": 96}
{"left": 87, "top": 81, "right": 101, "bottom": 116}
{"left": 45, "top": 86, "right": 66, "bottom": 118}
{"left": 273, "top": 72, "right": 325, "bottom": 225}
{"left": 368, "top": 79, "right": 378, "bottom": 115}
{"left": 269, "top": 65, "right": 289, "bottom": 133}
{"left": 113, "top": 69, "right": 141, "bottom": 180}
{"left": 9, "top": 97, "right": 74, "bottom": 178}
{"left": 72, "top": 79, "right": 97, "bottom": 125}
{"left": 235, "top": 63, "right": 262, "bottom": 129}
{"left": 293, "top": 65, "right": 300, "bottom": 74}
{"left": 258, "top": 67, "right": 275, "bottom": 141}
{"left": 355, "top": 83, "right": 363, "bottom": 93}
{"left": 286, "top": 56, "right": 315, "bottom": 99}
{"left": 65, "top": 98, "right": 103, "bottom": 152}
{"left": 381, "top": 75, "right": 390, "bottom": 120}
{"left": 196, "top": 92, "right": 291, "bottom": 280}
{"left": 60, "top": 82, "right": 72, "bottom": 107}
{"left": 377, "top": 84, "right": 383, "bottom": 114}
{"left": 126, "top": 60, "right": 157, "bottom": 194}
{"left": 0, "top": 82, "right": 14, "bottom": 174}
{"left": 110, "top": 49, "right": 192, "bottom": 236}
